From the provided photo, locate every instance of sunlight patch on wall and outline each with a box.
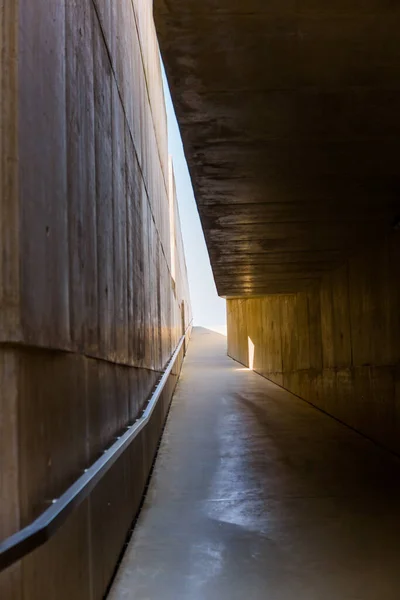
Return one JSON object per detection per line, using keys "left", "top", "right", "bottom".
{"left": 248, "top": 336, "right": 255, "bottom": 370}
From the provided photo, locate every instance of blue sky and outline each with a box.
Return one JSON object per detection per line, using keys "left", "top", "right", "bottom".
{"left": 162, "top": 67, "right": 227, "bottom": 332}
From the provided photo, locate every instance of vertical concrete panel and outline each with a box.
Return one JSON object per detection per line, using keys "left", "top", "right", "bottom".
{"left": 353, "top": 367, "right": 376, "bottom": 436}
{"left": 237, "top": 300, "right": 249, "bottom": 366}
{"left": 0, "top": 0, "right": 20, "bottom": 342}
{"left": 298, "top": 370, "right": 311, "bottom": 404}
{"left": 307, "top": 289, "right": 323, "bottom": 371}
{"left": 296, "top": 292, "right": 310, "bottom": 371}
{"left": 126, "top": 129, "right": 144, "bottom": 366}
{"left": 374, "top": 236, "right": 400, "bottom": 365}
{"left": 348, "top": 253, "right": 371, "bottom": 367}
{"left": 320, "top": 276, "right": 335, "bottom": 368}
{"left": 280, "top": 295, "right": 298, "bottom": 372}
{"left": 256, "top": 297, "right": 265, "bottom": 374}
{"left": 227, "top": 300, "right": 238, "bottom": 361}
{"left": 226, "top": 299, "right": 235, "bottom": 358}
{"left": 92, "top": 0, "right": 112, "bottom": 48}
{"left": 262, "top": 297, "right": 282, "bottom": 375}
{"left": 330, "top": 264, "right": 352, "bottom": 367}
{"left": 245, "top": 299, "right": 254, "bottom": 366}
{"left": 22, "top": 501, "right": 91, "bottom": 600}
{"left": 66, "top": 0, "right": 98, "bottom": 354}
{"left": 370, "top": 367, "right": 396, "bottom": 446}
{"left": 86, "top": 359, "right": 117, "bottom": 463}
{"left": 246, "top": 298, "right": 260, "bottom": 371}
{"left": 112, "top": 83, "right": 129, "bottom": 363}
{"left": 283, "top": 371, "right": 300, "bottom": 398}
{"left": 90, "top": 463, "right": 130, "bottom": 599}
{"left": 319, "top": 369, "right": 337, "bottom": 416}
{"left": 0, "top": 563, "right": 21, "bottom": 600}
{"left": 135, "top": 183, "right": 147, "bottom": 366}
{"left": 142, "top": 188, "right": 153, "bottom": 369}
{"left": 18, "top": 353, "right": 88, "bottom": 524}
{"left": 114, "top": 0, "right": 135, "bottom": 138}
{"left": 19, "top": 0, "right": 70, "bottom": 348}
{"left": 124, "top": 435, "right": 146, "bottom": 523}
{"left": 387, "top": 236, "right": 400, "bottom": 364}
{"left": 133, "top": 0, "right": 168, "bottom": 182}
{"left": 115, "top": 364, "right": 130, "bottom": 434}
{"left": 149, "top": 217, "right": 158, "bottom": 370}
{"left": 128, "top": 367, "right": 141, "bottom": 422}
{"left": 334, "top": 368, "right": 354, "bottom": 425}
{"left": 156, "top": 245, "right": 163, "bottom": 370}
{"left": 140, "top": 368, "right": 159, "bottom": 409}
{"left": 0, "top": 351, "right": 21, "bottom": 599}
{"left": 348, "top": 246, "right": 388, "bottom": 367}
{"left": 140, "top": 86, "right": 152, "bottom": 207}
{"left": 159, "top": 258, "right": 168, "bottom": 367}
{"left": 395, "top": 366, "right": 400, "bottom": 449}
{"left": 93, "top": 19, "right": 115, "bottom": 360}
{"left": 127, "top": 9, "right": 144, "bottom": 166}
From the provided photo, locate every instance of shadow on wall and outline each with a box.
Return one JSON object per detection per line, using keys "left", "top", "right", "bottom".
{"left": 227, "top": 231, "right": 400, "bottom": 456}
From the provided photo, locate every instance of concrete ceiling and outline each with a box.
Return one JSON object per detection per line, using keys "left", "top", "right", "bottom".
{"left": 154, "top": 0, "right": 400, "bottom": 297}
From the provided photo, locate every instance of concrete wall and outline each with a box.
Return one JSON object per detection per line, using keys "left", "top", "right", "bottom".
{"left": 227, "top": 232, "right": 400, "bottom": 455}
{"left": 0, "top": 0, "right": 191, "bottom": 597}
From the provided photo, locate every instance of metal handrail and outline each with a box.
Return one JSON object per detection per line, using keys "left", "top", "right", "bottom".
{"left": 0, "top": 327, "right": 190, "bottom": 573}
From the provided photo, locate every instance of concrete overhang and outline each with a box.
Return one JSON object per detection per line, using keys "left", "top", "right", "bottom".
{"left": 154, "top": 0, "right": 400, "bottom": 297}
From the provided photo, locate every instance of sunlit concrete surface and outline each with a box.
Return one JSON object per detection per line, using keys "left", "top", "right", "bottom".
{"left": 109, "top": 327, "right": 400, "bottom": 600}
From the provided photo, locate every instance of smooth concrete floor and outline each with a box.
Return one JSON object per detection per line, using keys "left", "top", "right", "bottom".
{"left": 109, "top": 327, "right": 400, "bottom": 600}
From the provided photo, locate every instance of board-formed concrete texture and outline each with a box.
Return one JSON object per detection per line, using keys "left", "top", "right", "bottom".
{"left": 227, "top": 231, "right": 400, "bottom": 455}
{"left": 109, "top": 328, "right": 400, "bottom": 600}
{"left": 155, "top": 0, "right": 400, "bottom": 296}
{"left": 0, "top": 1, "right": 191, "bottom": 598}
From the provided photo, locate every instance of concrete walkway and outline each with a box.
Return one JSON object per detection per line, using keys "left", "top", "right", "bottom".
{"left": 109, "top": 327, "right": 400, "bottom": 600}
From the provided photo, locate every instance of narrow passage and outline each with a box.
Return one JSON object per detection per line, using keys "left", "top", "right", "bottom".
{"left": 110, "top": 327, "right": 400, "bottom": 600}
